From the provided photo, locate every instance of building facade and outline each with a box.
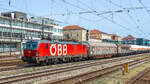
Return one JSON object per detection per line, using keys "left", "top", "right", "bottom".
{"left": 89, "top": 29, "right": 102, "bottom": 40}
{"left": 63, "top": 25, "right": 88, "bottom": 42}
{"left": 0, "top": 12, "right": 63, "bottom": 53}
{"left": 101, "top": 33, "right": 111, "bottom": 40}
{"left": 136, "top": 38, "right": 150, "bottom": 46}
{"left": 123, "top": 35, "right": 136, "bottom": 45}
{"left": 1, "top": 11, "right": 27, "bottom": 21}
{"left": 29, "top": 17, "right": 58, "bottom": 25}
{"left": 109, "top": 34, "right": 122, "bottom": 41}
{"left": 89, "top": 29, "right": 112, "bottom": 41}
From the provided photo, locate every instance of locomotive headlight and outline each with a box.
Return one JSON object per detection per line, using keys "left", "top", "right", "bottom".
{"left": 36, "top": 52, "right": 39, "bottom": 56}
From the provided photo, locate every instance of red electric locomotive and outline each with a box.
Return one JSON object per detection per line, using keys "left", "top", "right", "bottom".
{"left": 22, "top": 40, "right": 88, "bottom": 65}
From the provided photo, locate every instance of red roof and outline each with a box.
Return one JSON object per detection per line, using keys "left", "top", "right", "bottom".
{"left": 63, "top": 25, "right": 86, "bottom": 30}
{"left": 109, "top": 34, "right": 120, "bottom": 37}
{"left": 123, "top": 35, "right": 136, "bottom": 41}
{"left": 89, "top": 29, "right": 108, "bottom": 35}
{"left": 90, "top": 30, "right": 103, "bottom": 34}
{"left": 109, "top": 34, "right": 116, "bottom": 36}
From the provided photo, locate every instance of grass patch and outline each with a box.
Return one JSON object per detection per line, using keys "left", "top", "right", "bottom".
{"left": 96, "top": 81, "right": 106, "bottom": 84}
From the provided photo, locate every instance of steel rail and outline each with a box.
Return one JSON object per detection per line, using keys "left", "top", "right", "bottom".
{"left": 0, "top": 53, "right": 149, "bottom": 84}
{"left": 127, "top": 67, "right": 150, "bottom": 84}
{"left": 0, "top": 53, "right": 148, "bottom": 72}
{"left": 42, "top": 57, "right": 150, "bottom": 84}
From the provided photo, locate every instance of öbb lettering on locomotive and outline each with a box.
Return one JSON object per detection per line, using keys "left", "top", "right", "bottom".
{"left": 49, "top": 44, "right": 67, "bottom": 56}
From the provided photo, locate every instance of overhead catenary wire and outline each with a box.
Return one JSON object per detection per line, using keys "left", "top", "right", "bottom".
{"left": 1, "top": 0, "right": 149, "bottom": 38}
{"left": 61, "top": 0, "right": 71, "bottom": 24}
{"left": 104, "top": 0, "right": 149, "bottom": 37}
{"left": 50, "top": 0, "right": 54, "bottom": 17}
{"left": 60, "top": 0, "right": 101, "bottom": 26}
{"left": 0, "top": 1, "right": 72, "bottom": 26}
{"left": 68, "top": 0, "right": 139, "bottom": 35}
{"left": 129, "top": 0, "right": 150, "bottom": 37}
{"left": 41, "top": 6, "right": 149, "bottom": 17}
{"left": 9, "top": 0, "right": 11, "bottom": 6}
{"left": 24, "top": 0, "right": 32, "bottom": 18}
{"left": 126, "top": 11, "right": 145, "bottom": 34}
{"left": 138, "top": 0, "right": 150, "bottom": 15}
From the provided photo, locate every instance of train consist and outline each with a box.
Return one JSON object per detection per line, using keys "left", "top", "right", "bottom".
{"left": 22, "top": 40, "right": 150, "bottom": 65}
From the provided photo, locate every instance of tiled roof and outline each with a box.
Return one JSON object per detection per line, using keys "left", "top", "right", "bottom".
{"left": 89, "top": 29, "right": 108, "bottom": 34}
{"left": 123, "top": 35, "right": 136, "bottom": 40}
{"left": 63, "top": 25, "right": 86, "bottom": 30}
{"left": 109, "top": 34, "right": 116, "bottom": 36}
{"left": 109, "top": 34, "right": 120, "bottom": 37}
{"left": 90, "top": 29, "right": 103, "bottom": 34}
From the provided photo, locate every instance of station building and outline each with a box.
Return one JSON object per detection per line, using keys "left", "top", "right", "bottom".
{"left": 0, "top": 11, "right": 63, "bottom": 53}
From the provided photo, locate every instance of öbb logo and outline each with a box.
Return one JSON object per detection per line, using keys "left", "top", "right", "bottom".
{"left": 50, "top": 44, "right": 67, "bottom": 56}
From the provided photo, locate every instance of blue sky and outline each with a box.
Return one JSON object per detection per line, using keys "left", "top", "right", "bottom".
{"left": 0, "top": 0, "right": 150, "bottom": 39}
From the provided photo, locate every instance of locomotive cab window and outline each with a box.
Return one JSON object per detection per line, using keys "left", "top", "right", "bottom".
{"left": 83, "top": 46, "right": 85, "bottom": 49}
{"left": 25, "top": 42, "right": 38, "bottom": 50}
{"left": 46, "top": 44, "right": 48, "bottom": 48}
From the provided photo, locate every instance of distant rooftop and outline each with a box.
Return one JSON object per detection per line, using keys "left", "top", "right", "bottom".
{"left": 63, "top": 25, "right": 86, "bottom": 30}
{"left": 1, "top": 11, "right": 27, "bottom": 21}
{"left": 123, "top": 35, "right": 136, "bottom": 40}
{"left": 90, "top": 29, "right": 103, "bottom": 34}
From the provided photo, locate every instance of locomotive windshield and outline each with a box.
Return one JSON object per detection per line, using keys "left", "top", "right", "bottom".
{"left": 25, "top": 42, "right": 38, "bottom": 50}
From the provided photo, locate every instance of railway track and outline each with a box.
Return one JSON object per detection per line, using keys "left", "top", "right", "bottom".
{"left": 43, "top": 56, "right": 150, "bottom": 84}
{"left": 127, "top": 67, "right": 150, "bottom": 84}
{"left": 0, "top": 55, "right": 20, "bottom": 59}
{"left": 0, "top": 65, "right": 22, "bottom": 71}
{"left": 0, "top": 59, "right": 20, "bottom": 62}
{"left": 0, "top": 53, "right": 148, "bottom": 72}
{"left": 0, "top": 53, "right": 149, "bottom": 84}
{"left": 0, "top": 59, "right": 24, "bottom": 67}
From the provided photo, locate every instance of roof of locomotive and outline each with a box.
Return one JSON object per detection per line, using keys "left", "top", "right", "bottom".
{"left": 26, "top": 40, "right": 86, "bottom": 45}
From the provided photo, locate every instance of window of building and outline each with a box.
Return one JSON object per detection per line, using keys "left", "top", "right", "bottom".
{"left": 4, "top": 19, "right": 9, "bottom": 25}
{"left": 76, "top": 32, "right": 79, "bottom": 40}
{"left": 15, "top": 21, "right": 22, "bottom": 26}
{"left": 25, "top": 23, "right": 28, "bottom": 27}
{"left": 48, "top": 26, "right": 53, "bottom": 31}
{"left": 28, "top": 23, "right": 34, "bottom": 28}
{"left": 58, "top": 29, "right": 62, "bottom": 34}
{"left": 36, "top": 25, "right": 41, "bottom": 29}
{"left": 70, "top": 33, "right": 72, "bottom": 39}
{"left": 0, "top": 18, "right": 3, "bottom": 24}
{"left": 0, "top": 31, "right": 2, "bottom": 37}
